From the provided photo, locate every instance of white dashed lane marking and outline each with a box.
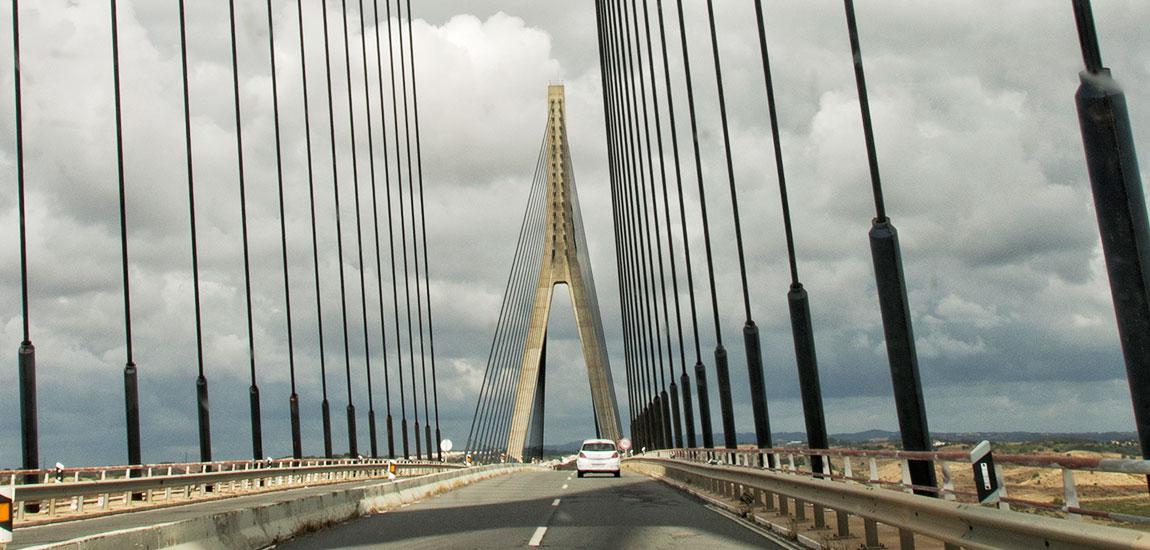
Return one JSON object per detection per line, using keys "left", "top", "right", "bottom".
{"left": 552, "top": 498, "right": 561, "bottom": 506}
{"left": 528, "top": 526, "right": 547, "bottom": 547}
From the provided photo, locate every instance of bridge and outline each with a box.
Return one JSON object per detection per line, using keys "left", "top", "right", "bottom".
{"left": 2, "top": 0, "right": 1149, "bottom": 548}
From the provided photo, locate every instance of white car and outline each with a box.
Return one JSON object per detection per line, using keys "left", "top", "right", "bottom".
{"left": 576, "top": 439, "right": 621, "bottom": 478}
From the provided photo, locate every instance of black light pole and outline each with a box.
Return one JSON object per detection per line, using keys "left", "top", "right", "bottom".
{"left": 842, "top": 0, "right": 936, "bottom": 493}
{"left": 1071, "top": 0, "right": 1150, "bottom": 491}
{"left": 753, "top": 0, "right": 826, "bottom": 471}
{"left": 109, "top": 0, "right": 142, "bottom": 469}
{"left": 13, "top": 0, "right": 40, "bottom": 493}
{"left": 296, "top": 0, "right": 335, "bottom": 459}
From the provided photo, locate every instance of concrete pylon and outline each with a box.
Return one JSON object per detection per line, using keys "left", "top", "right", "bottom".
{"left": 506, "top": 85, "right": 622, "bottom": 461}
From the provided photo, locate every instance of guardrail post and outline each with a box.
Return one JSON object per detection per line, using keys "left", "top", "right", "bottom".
{"left": 100, "top": 470, "right": 109, "bottom": 509}
{"left": 941, "top": 462, "right": 955, "bottom": 501}
{"left": 900, "top": 459, "right": 913, "bottom": 494}
{"left": 795, "top": 498, "right": 806, "bottom": 521}
{"left": 813, "top": 503, "right": 826, "bottom": 529}
{"left": 763, "top": 490, "right": 775, "bottom": 511}
{"left": 778, "top": 494, "right": 789, "bottom": 515}
{"left": 994, "top": 465, "right": 1011, "bottom": 511}
{"left": 1062, "top": 468, "right": 1081, "bottom": 520}
{"left": 864, "top": 519, "right": 879, "bottom": 548}
{"left": 836, "top": 509, "right": 850, "bottom": 538}
{"left": 899, "top": 529, "right": 915, "bottom": 549}
{"left": 843, "top": 456, "right": 853, "bottom": 482}
{"left": 869, "top": 458, "right": 878, "bottom": 482}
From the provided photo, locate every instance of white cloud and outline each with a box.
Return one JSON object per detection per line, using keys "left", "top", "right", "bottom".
{"left": 1, "top": 1, "right": 1148, "bottom": 467}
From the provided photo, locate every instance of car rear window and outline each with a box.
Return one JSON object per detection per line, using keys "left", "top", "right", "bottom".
{"left": 582, "top": 443, "right": 616, "bottom": 452}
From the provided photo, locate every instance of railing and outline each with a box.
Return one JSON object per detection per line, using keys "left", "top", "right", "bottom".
{"left": 1, "top": 457, "right": 464, "bottom": 525}
{"left": 627, "top": 447, "right": 1150, "bottom": 549}
{"left": 657, "top": 446, "right": 1150, "bottom": 525}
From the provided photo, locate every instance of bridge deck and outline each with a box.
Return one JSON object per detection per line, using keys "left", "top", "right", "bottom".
{"left": 281, "top": 469, "right": 777, "bottom": 549}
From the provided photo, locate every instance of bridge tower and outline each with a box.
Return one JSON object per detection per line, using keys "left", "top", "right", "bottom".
{"left": 506, "top": 85, "right": 622, "bottom": 461}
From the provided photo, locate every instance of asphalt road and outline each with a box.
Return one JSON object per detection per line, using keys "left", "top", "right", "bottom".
{"left": 280, "top": 469, "right": 780, "bottom": 549}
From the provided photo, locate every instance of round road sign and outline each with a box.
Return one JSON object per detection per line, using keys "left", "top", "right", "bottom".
{"left": 440, "top": 439, "right": 454, "bottom": 453}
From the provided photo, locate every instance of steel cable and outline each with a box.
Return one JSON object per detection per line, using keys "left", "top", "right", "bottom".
{"left": 295, "top": 0, "right": 335, "bottom": 459}
{"left": 109, "top": 0, "right": 141, "bottom": 465}
{"left": 338, "top": 0, "right": 371, "bottom": 459}
{"left": 654, "top": 0, "right": 699, "bottom": 448}
{"left": 320, "top": 0, "right": 358, "bottom": 456}
{"left": 639, "top": 0, "right": 685, "bottom": 448}
{"left": 369, "top": 0, "right": 397, "bottom": 460}
{"left": 265, "top": 0, "right": 303, "bottom": 460}
{"left": 672, "top": 0, "right": 718, "bottom": 449}
{"left": 382, "top": 0, "right": 410, "bottom": 458}
{"left": 359, "top": 0, "right": 392, "bottom": 459}
{"left": 465, "top": 134, "right": 546, "bottom": 452}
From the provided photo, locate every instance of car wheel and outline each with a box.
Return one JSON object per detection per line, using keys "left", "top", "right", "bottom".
{"left": 577, "top": 471, "right": 584, "bottom": 478}
{"left": 614, "top": 471, "right": 620, "bottom": 478}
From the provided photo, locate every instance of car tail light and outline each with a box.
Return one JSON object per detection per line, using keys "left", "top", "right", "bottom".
{"left": 610, "top": 452, "right": 619, "bottom": 458}
{"left": 579, "top": 452, "right": 587, "bottom": 459}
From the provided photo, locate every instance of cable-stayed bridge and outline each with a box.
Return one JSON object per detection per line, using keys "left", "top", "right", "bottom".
{"left": 3, "top": 0, "right": 1150, "bottom": 548}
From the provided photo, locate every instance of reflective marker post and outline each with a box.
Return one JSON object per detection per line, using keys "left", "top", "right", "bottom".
{"left": 970, "top": 440, "right": 1000, "bottom": 505}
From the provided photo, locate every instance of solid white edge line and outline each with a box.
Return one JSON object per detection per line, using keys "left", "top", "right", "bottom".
{"left": 552, "top": 498, "right": 561, "bottom": 506}
{"left": 528, "top": 526, "right": 548, "bottom": 547}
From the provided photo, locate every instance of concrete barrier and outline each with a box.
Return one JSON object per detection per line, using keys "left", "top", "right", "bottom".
{"left": 18, "top": 464, "right": 531, "bottom": 550}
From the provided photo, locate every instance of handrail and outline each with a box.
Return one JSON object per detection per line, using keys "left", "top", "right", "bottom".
{"left": 0, "top": 457, "right": 451, "bottom": 480}
{"left": 6, "top": 458, "right": 466, "bottom": 524}
{"left": 13, "top": 461, "right": 460, "bottom": 502}
{"left": 643, "top": 446, "right": 1150, "bottom": 526}
{"left": 664, "top": 446, "right": 1150, "bottom": 475}
{"left": 627, "top": 457, "right": 1150, "bottom": 549}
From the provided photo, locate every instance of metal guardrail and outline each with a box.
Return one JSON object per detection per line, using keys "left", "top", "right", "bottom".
{"left": 2, "top": 458, "right": 464, "bottom": 524}
{"left": 657, "top": 446, "right": 1150, "bottom": 525}
{"left": 627, "top": 456, "right": 1150, "bottom": 550}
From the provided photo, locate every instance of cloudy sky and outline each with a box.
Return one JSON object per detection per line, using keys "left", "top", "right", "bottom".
{"left": 1, "top": 1, "right": 1148, "bottom": 468}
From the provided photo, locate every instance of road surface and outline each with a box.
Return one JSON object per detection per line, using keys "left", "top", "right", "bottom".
{"left": 281, "top": 469, "right": 779, "bottom": 549}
